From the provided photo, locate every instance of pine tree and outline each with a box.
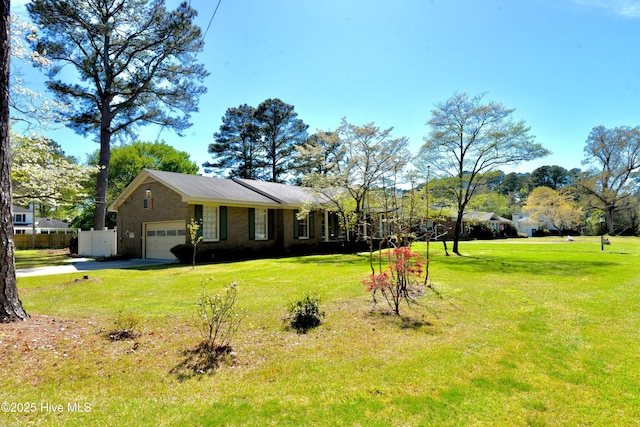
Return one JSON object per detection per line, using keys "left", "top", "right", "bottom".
{"left": 28, "top": 0, "right": 208, "bottom": 229}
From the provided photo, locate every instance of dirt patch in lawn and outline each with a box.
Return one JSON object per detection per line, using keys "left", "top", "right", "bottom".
{"left": 0, "top": 314, "right": 96, "bottom": 359}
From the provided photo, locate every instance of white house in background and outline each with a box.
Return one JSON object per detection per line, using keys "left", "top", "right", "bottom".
{"left": 12, "top": 206, "right": 33, "bottom": 234}
{"left": 12, "top": 205, "right": 73, "bottom": 235}
{"left": 512, "top": 214, "right": 559, "bottom": 237}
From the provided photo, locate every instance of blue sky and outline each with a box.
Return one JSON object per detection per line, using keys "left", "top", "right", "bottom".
{"left": 11, "top": 0, "right": 640, "bottom": 174}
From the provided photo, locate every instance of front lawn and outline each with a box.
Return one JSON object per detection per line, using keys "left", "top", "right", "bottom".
{"left": 2, "top": 237, "right": 639, "bottom": 426}
{"left": 14, "top": 249, "right": 72, "bottom": 270}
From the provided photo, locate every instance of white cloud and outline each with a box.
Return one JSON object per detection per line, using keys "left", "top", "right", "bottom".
{"left": 620, "top": 3, "right": 640, "bottom": 17}
{"left": 572, "top": 0, "right": 640, "bottom": 17}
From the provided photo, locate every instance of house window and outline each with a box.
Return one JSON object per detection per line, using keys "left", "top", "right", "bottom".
{"left": 254, "top": 208, "right": 268, "bottom": 240}
{"left": 202, "top": 205, "right": 218, "bottom": 241}
{"left": 144, "top": 189, "right": 153, "bottom": 210}
{"left": 13, "top": 214, "right": 26, "bottom": 223}
{"left": 297, "top": 212, "right": 309, "bottom": 239}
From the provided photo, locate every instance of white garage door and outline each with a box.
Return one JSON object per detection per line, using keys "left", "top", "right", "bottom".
{"left": 145, "top": 221, "right": 186, "bottom": 260}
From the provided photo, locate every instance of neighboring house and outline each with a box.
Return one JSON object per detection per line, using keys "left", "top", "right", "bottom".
{"left": 12, "top": 206, "right": 32, "bottom": 234}
{"left": 511, "top": 214, "right": 558, "bottom": 237}
{"left": 108, "top": 169, "right": 343, "bottom": 260}
{"left": 12, "top": 205, "right": 72, "bottom": 235}
{"left": 462, "top": 211, "right": 513, "bottom": 236}
{"left": 364, "top": 209, "right": 513, "bottom": 241}
{"left": 368, "top": 209, "right": 427, "bottom": 240}
{"left": 34, "top": 218, "right": 73, "bottom": 234}
{"left": 436, "top": 211, "right": 513, "bottom": 239}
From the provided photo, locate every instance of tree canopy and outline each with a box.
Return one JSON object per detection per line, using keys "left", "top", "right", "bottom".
{"left": 418, "top": 92, "right": 549, "bottom": 254}
{"left": 206, "top": 98, "right": 308, "bottom": 183}
{"left": 9, "top": 15, "right": 69, "bottom": 130}
{"left": 89, "top": 140, "right": 198, "bottom": 197}
{"left": 255, "top": 98, "right": 308, "bottom": 183}
{"left": 28, "top": 0, "right": 208, "bottom": 230}
{"left": 204, "top": 104, "right": 261, "bottom": 179}
{"left": 301, "top": 118, "right": 410, "bottom": 243}
{"left": 11, "top": 133, "right": 92, "bottom": 217}
{"left": 580, "top": 125, "right": 640, "bottom": 234}
{"left": 530, "top": 165, "right": 572, "bottom": 190}
{"left": 74, "top": 140, "right": 198, "bottom": 229}
{"left": 294, "top": 130, "right": 344, "bottom": 180}
{"left": 523, "top": 186, "right": 583, "bottom": 233}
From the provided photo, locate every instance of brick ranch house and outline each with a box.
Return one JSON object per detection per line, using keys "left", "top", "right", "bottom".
{"left": 108, "top": 169, "right": 343, "bottom": 260}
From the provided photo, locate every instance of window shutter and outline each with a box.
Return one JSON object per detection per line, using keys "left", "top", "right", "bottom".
{"left": 293, "top": 210, "right": 299, "bottom": 239}
{"left": 248, "top": 208, "right": 255, "bottom": 240}
{"left": 194, "top": 205, "right": 203, "bottom": 239}
{"left": 220, "top": 206, "right": 227, "bottom": 240}
{"left": 268, "top": 209, "right": 275, "bottom": 240}
{"left": 309, "top": 211, "right": 315, "bottom": 239}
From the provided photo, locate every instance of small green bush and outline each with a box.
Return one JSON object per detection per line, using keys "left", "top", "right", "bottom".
{"left": 172, "top": 280, "right": 245, "bottom": 378}
{"left": 287, "top": 292, "right": 325, "bottom": 333}
{"left": 107, "top": 310, "right": 141, "bottom": 341}
{"left": 195, "top": 280, "right": 245, "bottom": 351}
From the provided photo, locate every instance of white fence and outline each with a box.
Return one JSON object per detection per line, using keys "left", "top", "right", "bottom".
{"left": 78, "top": 228, "right": 117, "bottom": 258}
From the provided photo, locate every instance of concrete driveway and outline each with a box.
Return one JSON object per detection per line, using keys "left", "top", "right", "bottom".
{"left": 16, "top": 258, "right": 179, "bottom": 278}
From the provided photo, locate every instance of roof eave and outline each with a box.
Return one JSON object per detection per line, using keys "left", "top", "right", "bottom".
{"left": 184, "top": 198, "right": 284, "bottom": 208}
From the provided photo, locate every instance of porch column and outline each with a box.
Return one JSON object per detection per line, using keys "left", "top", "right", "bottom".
{"left": 324, "top": 210, "right": 329, "bottom": 242}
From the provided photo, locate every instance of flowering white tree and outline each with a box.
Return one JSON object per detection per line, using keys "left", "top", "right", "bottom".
{"left": 301, "top": 118, "right": 410, "bottom": 244}
{"left": 9, "top": 15, "right": 69, "bottom": 130}
{"left": 11, "top": 133, "right": 92, "bottom": 215}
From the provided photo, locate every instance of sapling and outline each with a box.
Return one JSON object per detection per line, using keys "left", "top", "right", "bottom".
{"left": 195, "top": 279, "right": 244, "bottom": 353}
{"left": 187, "top": 218, "right": 202, "bottom": 270}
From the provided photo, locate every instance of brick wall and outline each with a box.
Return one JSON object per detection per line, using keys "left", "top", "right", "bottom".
{"left": 115, "top": 179, "right": 327, "bottom": 259}
{"left": 116, "top": 179, "right": 188, "bottom": 257}
{"left": 197, "top": 207, "right": 325, "bottom": 258}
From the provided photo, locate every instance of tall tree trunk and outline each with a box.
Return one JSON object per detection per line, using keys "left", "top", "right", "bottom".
{"left": 0, "top": 0, "right": 28, "bottom": 322}
{"left": 452, "top": 211, "right": 464, "bottom": 255}
{"left": 92, "top": 116, "right": 112, "bottom": 230}
{"left": 605, "top": 206, "right": 615, "bottom": 235}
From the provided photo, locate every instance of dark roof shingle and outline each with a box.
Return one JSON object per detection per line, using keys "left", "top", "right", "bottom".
{"left": 109, "top": 169, "right": 327, "bottom": 212}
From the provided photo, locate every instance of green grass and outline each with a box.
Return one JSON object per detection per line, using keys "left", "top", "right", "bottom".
{"left": 14, "top": 249, "right": 73, "bottom": 269}
{"left": 2, "top": 236, "right": 640, "bottom": 426}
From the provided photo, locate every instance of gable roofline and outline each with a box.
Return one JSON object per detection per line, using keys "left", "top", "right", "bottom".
{"left": 109, "top": 170, "right": 154, "bottom": 212}
{"left": 231, "top": 177, "right": 287, "bottom": 205}
{"left": 108, "top": 169, "right": 328, "bottom": 213}
{"left": 461, "top": 211, "right": 513, "bottom": 223}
